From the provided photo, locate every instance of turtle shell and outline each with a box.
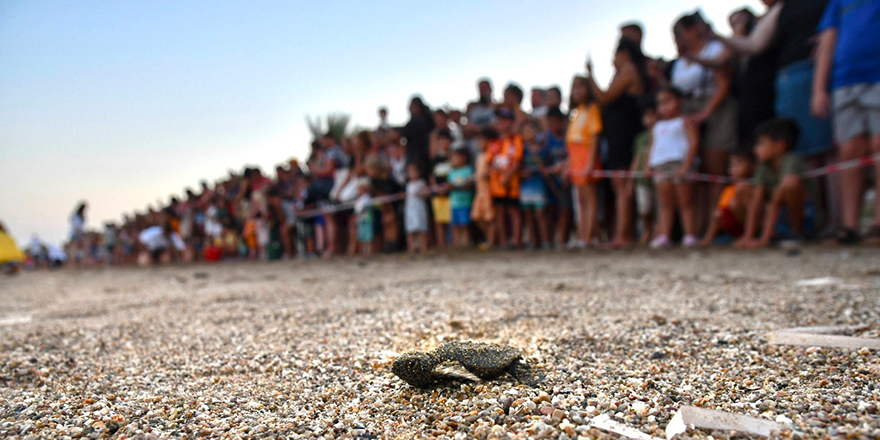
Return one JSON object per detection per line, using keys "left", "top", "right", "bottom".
{"left": 435, "top": 341, "right": 522, "bottom": 380}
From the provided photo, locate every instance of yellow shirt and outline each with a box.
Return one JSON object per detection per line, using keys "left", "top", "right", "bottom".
{"left": 565, "top": 103, "right": 603, "bottom": 146}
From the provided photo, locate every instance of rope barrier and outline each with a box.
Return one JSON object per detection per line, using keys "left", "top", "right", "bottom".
{"left": 293, "top": 153, "right": 880, "bottom": 220}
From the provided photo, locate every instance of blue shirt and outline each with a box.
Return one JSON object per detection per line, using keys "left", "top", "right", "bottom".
{"left": 520, "top": 145, "right": 552, "bottom": 194}
{"left": 447, "top": 166, "right": 474, "bottom": 209}
{"left": 818, "top": 0, "right": 880, "bottom": 88}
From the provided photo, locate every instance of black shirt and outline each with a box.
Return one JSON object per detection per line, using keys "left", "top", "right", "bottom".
{"left": 774, "top": 0, "right": 829, "bottom": 69}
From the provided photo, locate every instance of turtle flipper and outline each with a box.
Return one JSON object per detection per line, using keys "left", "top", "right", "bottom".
{"left": 432, "top": 361, "right": 481, "bottom": 382}
{"left": 507, "top": 359, "right": 540, "bottom": 387}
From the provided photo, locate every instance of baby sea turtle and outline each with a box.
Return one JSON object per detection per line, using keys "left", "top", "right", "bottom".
{"left": 392, "top": 341, "right": 538, "bottom": 388}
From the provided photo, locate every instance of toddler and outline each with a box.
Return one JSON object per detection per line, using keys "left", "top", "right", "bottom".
{"left": 471, "top": 128, "right": 498, "bottom": 249}
{"left": 701, "top": 151, "right": 756, "bottom": 245}
{"left": 354, "top": 178, "right": 375, "bottom": 256}
{"left": 628, "top": 100, "right": 657, "bottom": 245}
{"left": 646, "top": 86, "right": 700, "bottom": 248}
{"left": 404, "top": 164, "right": 429, "bottom": 253}
{"left": 447, "top": 148, "right": 474, "bottom": 247}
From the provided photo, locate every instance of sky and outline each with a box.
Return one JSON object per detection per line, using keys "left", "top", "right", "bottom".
{"left": 0, "top": 0, "right": 764, "bottom": 247}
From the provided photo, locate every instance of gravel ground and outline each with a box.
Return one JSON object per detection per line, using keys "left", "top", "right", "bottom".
{"left": 1, "top": 248, "right": 879, "bottom": 439}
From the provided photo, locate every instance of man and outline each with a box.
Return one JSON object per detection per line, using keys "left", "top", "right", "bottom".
{"left": 138, "top": 224, "right": 185, "bottom": 264}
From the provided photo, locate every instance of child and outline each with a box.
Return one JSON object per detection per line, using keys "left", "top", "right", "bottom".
{"left": 448, "top": 148, "right": 474, "bottom": 247}
{"left": 646, "top": 86, "right": 700, "bottom": 248}
{"left": 543, "top": 107, "right": 571, "bottom": 249}
{"left": 488, "top": 108, "right": 524, "bottom": 248}
{"left": 627, "top": 99, "right": 657, "bottom": 245}
{"left": 404, "top": 163, "right": 429, "bottom": 253}
{"left": 519, "top": 119, "right": 552, "bottom": 249}
{"left": 430, "top": 130, "right": 454, "bottom": 249}
{"left": 737, "top": 118, "right": 810, "bottom": 248}
{"left": 565, "top": 76, "right": 603, "bottom": 248}
{"left": 700, "top": 151, "right": 756, "bottom": 246}
{"left": 471, "top": 128, "right": 498, "bottom": 249}
{"left": 354, "top": 178, "right": 375, "bottom": 256}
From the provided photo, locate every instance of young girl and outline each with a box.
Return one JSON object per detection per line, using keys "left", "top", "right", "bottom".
{"left": 646, "top": 86, "right": 700, "bottom": 248}
{"left": 519, "top": 119, "right": 552, "bottom": 249}
{"left": 565, "top": 76, "right": 603, "bottom": 248}
{"left": 488, "top": 108, "right": 524, "bottom": 248}
{"left": 430, "top": 131, "right": 453, "bottom": 249}
{"left": 354, "top": 178, "right": 375, "bottom": 256}
{"left": 471, "top": 128, "right": 497, "bottom": 250}
{"left": 404, "top": 163, "right": 429, "bottom": 254}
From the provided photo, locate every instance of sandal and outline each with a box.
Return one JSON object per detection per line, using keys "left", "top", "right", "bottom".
{"left": 864, "top": 225, "right": 880, "bottom": 244}
{"left": 836, "top": 227, "right": 861, "bottom": 245}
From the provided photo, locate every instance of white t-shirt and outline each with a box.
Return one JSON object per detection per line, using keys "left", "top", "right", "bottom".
{"left": 671, "top": 40, "right": 725, "bottom": 99}
{"left": 138, "top": 226, "right": 185, "bottom": 252}
{"left": 46, "top": 244, "right": 67, "bottom": 262}
{"left": 649, "top": 117, "right": 690, "bottom": 167}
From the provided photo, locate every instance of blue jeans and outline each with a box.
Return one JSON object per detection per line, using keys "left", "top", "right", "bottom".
{"left": 776, "top": 60, "right": 833, "bottom": 156}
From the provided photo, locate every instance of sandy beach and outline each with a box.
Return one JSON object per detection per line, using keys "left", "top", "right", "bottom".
{"left": 1, "top": 248, "right": 879, "bottom": 439}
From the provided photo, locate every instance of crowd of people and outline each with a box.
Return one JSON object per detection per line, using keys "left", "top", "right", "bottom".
{"left": 44, "top": 1, "right": 879, "bottom": 267}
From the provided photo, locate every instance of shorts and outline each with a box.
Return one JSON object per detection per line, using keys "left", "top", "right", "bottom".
{"left": 567, "top": 142, "right": 602, "bottom": 186}
{"left": 548, "top": 180, "right": 573, "bottom": 210}
{"left": 652, "top": 161, "right": 693, "bottom": 184}
{"left": 635, "top": 184, "right": 653, "bottom": 216}
{"left": 684, "top": 96, "right": 738, "bottom": 152}
{"left": 776, "top": 60, "right": 833, "bottom": 156}
{"left": 520, "top": 187, "right": 547, "bottom": 209}
{"left": 833, "top": 82, "right": 880, "bottom": 144}
{"left": 432, "top": 196, "right": 451, "bottom": 224}
{"left": 451, "top": 207, "right": 471, "bottom": 226}
{"left": 150, "top": 247, "right": 166, "bottom": 263}
{"left": 492, "top": 197, "right": 518, "bottom": 207}
{"left": 357, "top": 220, "right": 374, "bottom": 243}
{"left": 719, "top": 207, "right": 744, "bottom": 238}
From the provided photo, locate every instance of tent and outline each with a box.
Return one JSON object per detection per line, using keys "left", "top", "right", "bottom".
{"left": 0, "top": 230, "right": 25, "bottom": 267}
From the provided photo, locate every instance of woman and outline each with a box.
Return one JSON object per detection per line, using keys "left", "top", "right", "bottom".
{"left": 587, "top": 37, "right": 647, "bottom": 247}
{"left": 688, "top": 7, "right": 778, "bottom": 152}
{"left": 70, "top": 202, "right": 87, "bottom": 265}
{"left": 402, "top": 96, "right": 435, "bottom": 180}
{"left": 671, "top": 12, "right": 738, "bottom": 231}
{"left": 715, "top": 0, "right": 836, "bottom": 238}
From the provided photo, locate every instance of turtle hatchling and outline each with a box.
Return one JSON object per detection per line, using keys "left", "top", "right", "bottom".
{"left": 392, "top": 341, "right": 538, "bottom": 388}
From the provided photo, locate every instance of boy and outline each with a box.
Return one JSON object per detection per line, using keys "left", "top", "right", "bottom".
{"left": 447, "top": 148, "right": 474, "bottom": 247}
{"left": 519, "top": 119, "right": 552, "bottom": 249}
{"left": 737, "top": 119, "right": 809, "bottom": 248}
{"left": 627, "top": 99, "right": 656, "bottom": 245}
{"left": 544, "top": 107, "right": 572, "bottom": 249}
{"left": 488, "top": 108, "right": 524, "bottom": 248}
{"left": 700, "top": 151, "right": 757, "bottom": 246}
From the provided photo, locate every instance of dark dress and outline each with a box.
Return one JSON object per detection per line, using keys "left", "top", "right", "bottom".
{"left": 734, "top": 47, "right": 777, "bottom": 152}
{"left": 602, "top": 94, "right": 643, "bottom": 170}
{"left": 402, "top": 115, "right": 433, "bottom": 179}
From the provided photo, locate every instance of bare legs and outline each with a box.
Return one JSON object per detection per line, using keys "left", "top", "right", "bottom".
{"left": 610, "top": 177, "right": 633, "bottom": 246}
{"left": 574, "top": 184, "right": 597, "bottom": 245}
